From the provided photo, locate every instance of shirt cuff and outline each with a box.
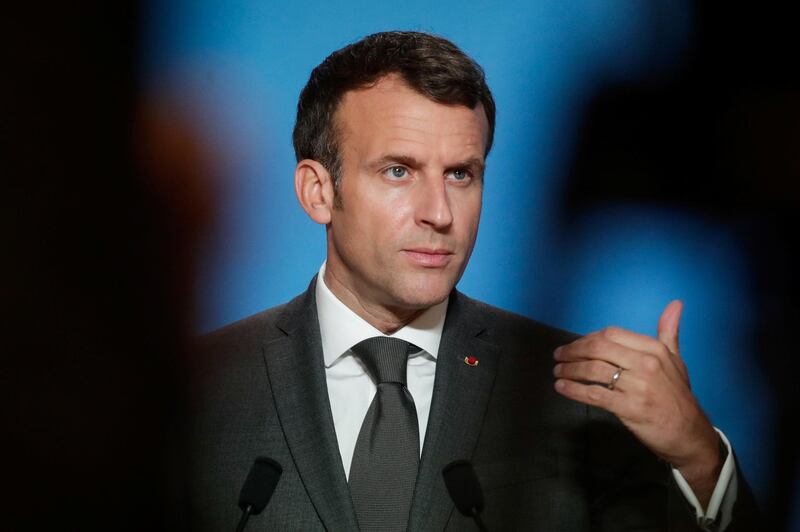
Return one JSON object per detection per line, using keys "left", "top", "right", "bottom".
{"left": 671, "top": 428, "right": 737, "bottom": 531}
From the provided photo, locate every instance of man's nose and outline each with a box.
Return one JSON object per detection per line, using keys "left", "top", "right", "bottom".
{"left": 414, "top": 175, "right": 454, "bottom": 230}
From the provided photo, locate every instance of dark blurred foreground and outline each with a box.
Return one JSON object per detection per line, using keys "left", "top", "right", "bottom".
{"left": 2, "top": 3, "right": 213, "bottom": 530}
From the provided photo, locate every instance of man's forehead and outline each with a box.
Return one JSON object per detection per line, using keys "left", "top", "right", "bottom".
{"left": 335, "top": 74, "right": 490, "bottom": 157}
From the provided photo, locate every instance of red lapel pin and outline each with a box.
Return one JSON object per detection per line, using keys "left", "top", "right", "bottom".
{"left": 464, "top": 355, "right": 479, "bottom": 367}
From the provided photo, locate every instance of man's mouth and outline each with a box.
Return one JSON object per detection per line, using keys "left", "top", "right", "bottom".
{"left": 402, "top": 248, "right": 454, "bottom": 267}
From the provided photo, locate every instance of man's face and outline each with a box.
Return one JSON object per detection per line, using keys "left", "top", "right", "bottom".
{"left": 325, "top": 74, "right": 487, "bottom": 315}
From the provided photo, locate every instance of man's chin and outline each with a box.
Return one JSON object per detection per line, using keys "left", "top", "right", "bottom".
{"left": 390, "top": 282, "right": 453, "bottom": 310}
{"left": 398, "top": 294, "right": 449, "bottom": 311}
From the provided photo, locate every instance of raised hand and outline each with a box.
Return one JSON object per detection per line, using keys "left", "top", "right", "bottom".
{"left": 553, "top": 301, "right": 723, "bottom": 507}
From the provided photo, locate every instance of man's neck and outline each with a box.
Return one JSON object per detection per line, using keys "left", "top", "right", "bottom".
{"left": 322, "top": 267, "right": 423, "bottom": 335}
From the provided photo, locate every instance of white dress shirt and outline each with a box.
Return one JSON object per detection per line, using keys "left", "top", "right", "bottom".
{"left": 316, "top": 262, "right": 445, "bottom": 479}
{"left": 315, "top": 262, "right": 736, "bottom": 530}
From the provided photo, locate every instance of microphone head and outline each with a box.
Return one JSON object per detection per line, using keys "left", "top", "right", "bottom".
{"left": 238, "top": 457, "right": 282, "bottom": 515}
{"left": 442, "top": 460, "right": 484, "bottom": 516}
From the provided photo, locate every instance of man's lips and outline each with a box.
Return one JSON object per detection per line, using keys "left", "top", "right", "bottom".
{"left": 402, "top": 248, "right": 454, "bottom": 267}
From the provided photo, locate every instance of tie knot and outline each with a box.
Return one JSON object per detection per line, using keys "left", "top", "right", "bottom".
{"left": 351, "top": 336, "right": 414, "bottom": 385}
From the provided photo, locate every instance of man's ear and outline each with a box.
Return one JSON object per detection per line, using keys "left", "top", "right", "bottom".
{"left": 294, "top": 159, "right": 335, "bottom": 224}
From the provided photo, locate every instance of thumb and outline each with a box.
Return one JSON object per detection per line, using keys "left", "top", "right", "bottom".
{"left": 657, "top": 299, "right": 683, "bottom": 355}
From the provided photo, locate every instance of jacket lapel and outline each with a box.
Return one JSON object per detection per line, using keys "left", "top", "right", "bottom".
{"left": 262, "top": 278, "right": 359, "bottom": 530}
{"left": 408, "top": 290, "right": 501, "bottom": 531}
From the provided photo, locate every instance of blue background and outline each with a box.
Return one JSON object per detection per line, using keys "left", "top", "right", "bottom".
{"left": 143, "top": 0, "right": 787, "bottom": 520}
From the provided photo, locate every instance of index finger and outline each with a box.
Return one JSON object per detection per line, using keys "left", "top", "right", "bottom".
{"left": 555, "top": 333, "right": 646, "bottom": 371}
{"left": 561, "top": 327, "right": 687, "bottom": 380}
{"left": 601, "top": 326, "right": 687, "bottom": 377}
{"left": 602, "top": 326, "right": 670, "bottom": 354}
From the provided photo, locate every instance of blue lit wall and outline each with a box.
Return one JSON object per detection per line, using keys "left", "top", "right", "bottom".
{"left": 143, "top": 0, "right": 776, "bottom": 511}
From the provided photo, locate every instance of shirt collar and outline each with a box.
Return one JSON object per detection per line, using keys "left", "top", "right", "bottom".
{"left": 315, "top": 262, "right": 447, "bottom": 368}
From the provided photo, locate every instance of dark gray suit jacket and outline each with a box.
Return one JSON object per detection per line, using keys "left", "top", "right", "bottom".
{"left": 190, "top": 278, "right": 757, "bottom": 531}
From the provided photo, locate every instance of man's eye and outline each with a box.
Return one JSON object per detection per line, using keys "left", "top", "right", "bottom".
{"left": 384, "top": 166, "right": 408, "bottom": 179}
{"left": 448, "top": 169, "right": 470, "bottom": 181}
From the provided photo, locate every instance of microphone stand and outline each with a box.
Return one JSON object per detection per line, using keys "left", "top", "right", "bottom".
{"left": 235, "top": 504, "right": 253, "bottom": 532}
{"left": 471, "top": 507, "right": 489, "bottom": 532}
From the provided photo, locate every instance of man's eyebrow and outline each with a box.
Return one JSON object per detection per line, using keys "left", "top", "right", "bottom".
{"left": 367, "top": 154, "right": 423, "bottom": 170}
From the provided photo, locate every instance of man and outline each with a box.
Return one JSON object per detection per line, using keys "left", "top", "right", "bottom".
{"left": 191, "top": 31, "right": 757, "bottom": 530}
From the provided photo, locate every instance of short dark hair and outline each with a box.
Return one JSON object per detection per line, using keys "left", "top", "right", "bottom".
{"left": 292, "top": 31, "right": 496, "bottom": 189}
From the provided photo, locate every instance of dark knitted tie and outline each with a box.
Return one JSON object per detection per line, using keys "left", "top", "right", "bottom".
{"left": 349, "top": 337, "right": 420, "bottom": 532}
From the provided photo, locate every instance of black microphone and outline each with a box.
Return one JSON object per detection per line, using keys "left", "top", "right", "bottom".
{"left": 235, "top": 457, "right": 282, "bottom": 532}
{"left": 442, "top": 460, "right": 488, "bottom": 532}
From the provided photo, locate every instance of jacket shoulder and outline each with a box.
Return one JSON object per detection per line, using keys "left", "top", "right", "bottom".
{"left": 200, "top": 302, "right": 287, "bottom": 351}
{"left": 190, "top": 290, "right": 310, "bottom": 388}
{"left": 198, "top": 286, "right": 311, "bottom": 349}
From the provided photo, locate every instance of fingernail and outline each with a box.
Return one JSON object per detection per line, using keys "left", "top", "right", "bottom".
{"left": 553, "top": 347, "right": 561, "bottom": 359}
{"left": 553, "top": 363, "right": 562, "bottom": 376}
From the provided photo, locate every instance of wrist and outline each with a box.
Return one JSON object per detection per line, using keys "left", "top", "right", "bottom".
{"left": 674, "top": 430, "right": 725, "bottom": 507}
